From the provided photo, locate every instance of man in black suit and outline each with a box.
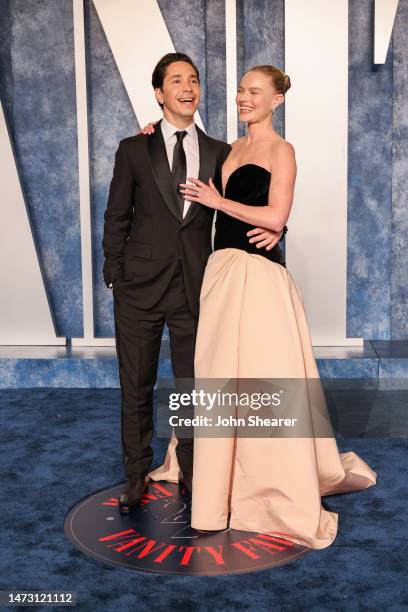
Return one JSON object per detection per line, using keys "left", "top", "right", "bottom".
{"left": 103, "top": 53, "right": 281, "bottom": 512}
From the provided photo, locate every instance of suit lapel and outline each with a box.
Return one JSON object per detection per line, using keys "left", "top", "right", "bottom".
{"left": 181, "top": 125, "right": 216, "bottom": 227}
{"left": 148, "top": 119, "right": 183, "bottom": 222}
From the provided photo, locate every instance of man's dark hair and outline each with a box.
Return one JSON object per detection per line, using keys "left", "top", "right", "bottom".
{"left": 152, "top": 53, "right": 200, "bottom": 108}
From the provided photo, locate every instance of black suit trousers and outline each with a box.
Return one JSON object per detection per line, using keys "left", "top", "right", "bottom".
{"left": 113, "top": 261, "right": 196, "bottom": 480}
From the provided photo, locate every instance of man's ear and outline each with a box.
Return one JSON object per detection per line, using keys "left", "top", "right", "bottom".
{"left": 154, "top": 88, "right": 164, "bottom": 106}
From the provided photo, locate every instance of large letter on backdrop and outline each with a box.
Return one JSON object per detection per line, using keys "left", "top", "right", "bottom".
{"left": 93, "top": 0, "right": 204, "bottom": 130}
{"left": 0, "top": 100, "right": 65, "bottom": 345}
{"left": 374, "top": 0, "right": 399, "bottom": 64}
{"left": 285, "top": 0, "right": 361, "bottom": 345}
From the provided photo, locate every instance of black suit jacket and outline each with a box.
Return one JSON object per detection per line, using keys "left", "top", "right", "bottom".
{"left": 102, "top": 120, "right": 231, "bottom": 317}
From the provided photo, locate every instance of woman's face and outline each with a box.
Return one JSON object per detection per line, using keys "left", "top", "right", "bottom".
{"left": 236, "top": 70, "right": 282, "bottom": 124}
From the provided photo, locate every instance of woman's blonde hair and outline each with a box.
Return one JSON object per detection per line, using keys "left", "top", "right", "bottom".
{"left": 248, "top": 65, "right": 291, "bottom": 94}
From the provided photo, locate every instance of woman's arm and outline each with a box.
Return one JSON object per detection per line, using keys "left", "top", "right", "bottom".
{"left": 222, "top": 142, "right": 296, "bottom": 231}
{"left": 180, "top": 141, "right": 297, "bottom": 233}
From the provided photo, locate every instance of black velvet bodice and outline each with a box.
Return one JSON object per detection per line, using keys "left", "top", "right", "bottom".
{"left": 214, "top": 164, "right": 286, "bottom": 267}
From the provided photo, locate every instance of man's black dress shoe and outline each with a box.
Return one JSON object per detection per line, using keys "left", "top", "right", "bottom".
{"left": 118, "top": 476, "right": 147, "bottom": 513}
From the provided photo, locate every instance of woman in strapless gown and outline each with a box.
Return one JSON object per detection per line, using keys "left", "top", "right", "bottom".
{"left": 149, "top": 65, "right": 376, "bottom": 549}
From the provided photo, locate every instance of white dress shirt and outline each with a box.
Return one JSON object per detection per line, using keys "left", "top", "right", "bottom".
{"left": 160, "top": 117, "right": 200, "bottom": 218}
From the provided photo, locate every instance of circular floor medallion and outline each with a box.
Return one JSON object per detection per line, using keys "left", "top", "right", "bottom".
{"left": 65, "top": 481, "right": 311, "bottom": 575}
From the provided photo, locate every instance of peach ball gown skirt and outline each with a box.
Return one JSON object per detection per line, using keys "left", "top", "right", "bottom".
{"left": 149, "top": 164, "right": 376, "bottom": 549}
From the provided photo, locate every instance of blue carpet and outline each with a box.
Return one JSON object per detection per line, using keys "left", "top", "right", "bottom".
{"left": 0, "top": 389, "right": 407, "bottom": 611}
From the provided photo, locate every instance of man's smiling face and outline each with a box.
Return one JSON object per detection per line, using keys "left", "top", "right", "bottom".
{"left": 155, "top": 61, "right": 201, "bottom": 125}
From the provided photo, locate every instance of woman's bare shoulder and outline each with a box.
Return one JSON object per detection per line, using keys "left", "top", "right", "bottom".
{"left": 230, "top": 136, "right": 246, "bottom": 150}
{"left": 269, "top": 138, "right": 296, "bottom": 163}
{"left": 269, "top": 135, "right": 295, "bottom": 152}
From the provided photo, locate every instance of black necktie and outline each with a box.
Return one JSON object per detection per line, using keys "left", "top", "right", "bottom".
{"left": 171, "top": 130, "right": 187, "bottom": 213}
